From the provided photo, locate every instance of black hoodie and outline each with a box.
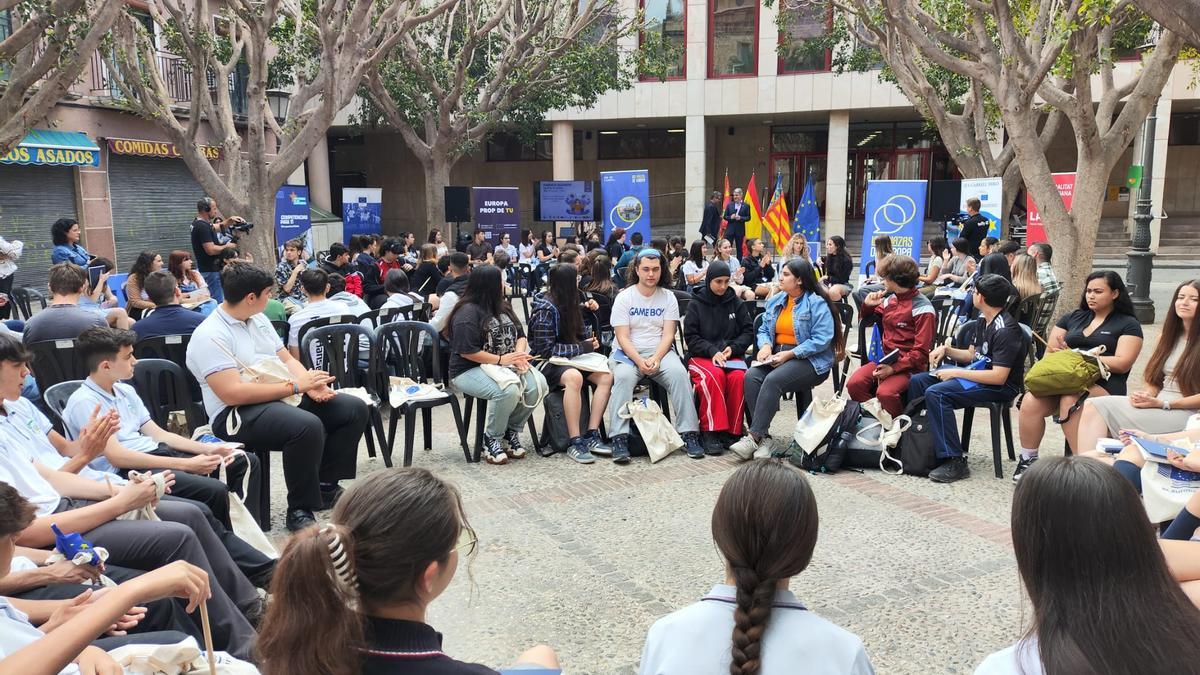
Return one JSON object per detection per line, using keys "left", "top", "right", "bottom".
{"left": 683, "top": 283, "right": 755, "bottom": 359}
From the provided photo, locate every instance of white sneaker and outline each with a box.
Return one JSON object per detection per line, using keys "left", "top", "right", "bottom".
{"left": 730, "top": 435, "right": 759, "bottom": 461}
{"left": 753, "top": 439, "right": 773, "bottom": 459}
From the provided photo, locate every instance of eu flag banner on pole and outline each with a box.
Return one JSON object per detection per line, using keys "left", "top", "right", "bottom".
{"left": 600, "top": 170, "right": 651, "bottom": 242}
{"left": 793, "top": 174, "right": 821, "bottom": 261}
{"left": 860, "top": 180, "right": 927, "bottom": 274}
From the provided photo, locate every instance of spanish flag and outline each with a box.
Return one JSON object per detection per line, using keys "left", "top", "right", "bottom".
{"left": 744, "top": 173, "right": 764, "bottom": 247}
{"left": 762, "top": 171, "right": 791, "bottom": 252}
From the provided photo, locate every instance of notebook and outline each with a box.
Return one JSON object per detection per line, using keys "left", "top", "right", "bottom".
{"left": 1133, "top": 437, "right": 1191, "bottom": 462}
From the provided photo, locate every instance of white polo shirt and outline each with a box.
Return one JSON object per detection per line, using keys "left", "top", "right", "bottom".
{"left": 973, "top": 640, "right": 1042, "bottom": 675}
{"left": 639, "top": 584, "right": 874, "bottom": 675}
{"left": 0, "top": 439, "right": 61, "bottom": 517}
{"left": 62, "top": 378, "right": 157, "bottom": 474}
{"left": 0, "top": 596, "right": 81, "bottom": 674}
{"left": 186, "top": 306, "right": 284, "bottom": 422}
{"left": 0, "top": 398, "right": 123, "bottom": 486}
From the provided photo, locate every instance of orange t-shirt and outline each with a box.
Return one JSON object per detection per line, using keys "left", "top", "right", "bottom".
{"left": 775, "top": 296, "right": 797, "bottom": 346}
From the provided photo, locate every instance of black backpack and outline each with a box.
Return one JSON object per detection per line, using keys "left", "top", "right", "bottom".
{"left": 890, "top": 396, "right": 939, "bottom": 476}
{"left": 538, "top": 387, "right": 591, "bottom": 457}
{"left": 788, "top": 400, "right": 862, "bottom": 473}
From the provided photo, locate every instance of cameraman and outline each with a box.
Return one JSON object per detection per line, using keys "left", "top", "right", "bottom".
{"left": 192, "top": 197, "right": 242, "bottom": 303}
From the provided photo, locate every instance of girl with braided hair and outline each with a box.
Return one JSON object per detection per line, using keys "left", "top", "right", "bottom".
{"left": 257, "top": 467, "right": 559, "bottom": 674}
{"left": 639, "top": 461, "right": 873, "bottom": 675}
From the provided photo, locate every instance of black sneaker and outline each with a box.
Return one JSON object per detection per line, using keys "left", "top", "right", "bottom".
{"left": 611, "top": 434, "right": 631, "bottom": 464}
{"left": 481, "top": 434, "right": 508, "bottom": 465}
{"left": 929, "top": 456, "right": 970, "bottom": 483}
{"left": 1012, "top": 455, "right": 1037, "bottom": 483}
{"left": 285, "top": 508, "right": 317, "bottom": 532}
{"left": 319, "top": 485, "right": 344, "bottom": 511}
{"left": 683, "top": 432, "right": 705, "bottom": 459}
{"left": 503, "top": 429, "right": 527, "bottom": 459}
{"left": 701, "top": 431, "right": 725, "bottom": 456}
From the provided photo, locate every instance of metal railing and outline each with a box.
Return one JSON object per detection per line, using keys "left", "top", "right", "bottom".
{"left": 89, "top": 49, "right": 247, "bottom": 117}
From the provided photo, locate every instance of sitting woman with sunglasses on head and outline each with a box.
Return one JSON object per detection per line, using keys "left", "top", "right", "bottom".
{"left": 258, "top": 468, "right": 560, "bottom": 674}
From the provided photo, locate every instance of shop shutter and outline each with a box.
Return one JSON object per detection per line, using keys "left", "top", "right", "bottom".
{"left": 0, "top": 164, "right": 78, "bottom": 292}
{"left": 109, "top": 155, "right": 204, "bottom": 274}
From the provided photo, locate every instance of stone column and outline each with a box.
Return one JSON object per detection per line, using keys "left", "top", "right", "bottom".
{"left": 824, "top": 110, "right": 850, "bottom": 238}
{"left": 684, "top": 115, "right": 707, "bottom": 242}
{"left": 1149, "top": 96, "right": 1172, "bottom": 251}
{"left": 551, "top": 120, "right": 574, "bottom": 238}
{"left": 307, "top": 134, "right": 332, "bottom": 212}
{"left": 76, "top": 146, "right": 116, "bottom": 260}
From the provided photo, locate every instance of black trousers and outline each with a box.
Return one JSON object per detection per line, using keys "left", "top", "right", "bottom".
{"left": 13, "top": 564, "right": 200, "bottom": 641}
{"left": 120, "top": 447, "right": 259, "bottom": 527}
{"left": 213, "top": 394, "right": 368, "bottom": 511}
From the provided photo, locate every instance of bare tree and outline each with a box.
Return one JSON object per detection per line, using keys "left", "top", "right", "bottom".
{"left": 784, "top": 0, "right": 1181, "bottom": 311}
{"left": 1133, "top": 0, "right": 1200, "bottom": 47}
{"left": 362, "top": 0, "right": 663, "bottom": 232}
{"left": 0, "top": 0, "right": 125, "bottom": 153}
{"left": 106, "top": 0, "right": 454, "bottom": 263}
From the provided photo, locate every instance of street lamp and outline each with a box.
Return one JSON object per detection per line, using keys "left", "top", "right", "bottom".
{"left": 266, "top": 88, "right": 291, "bottom": 123}
{"left": 1126, "top": 25, "right": 1164, "bottom": 324}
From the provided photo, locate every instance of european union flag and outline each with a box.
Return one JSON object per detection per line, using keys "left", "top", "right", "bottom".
{"left": 793, "top": 173, "right": 821, "bottom": 261}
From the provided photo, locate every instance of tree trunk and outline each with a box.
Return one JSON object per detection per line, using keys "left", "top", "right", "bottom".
{"left": 1049, "top": 167, "right": 1107, "bottom": 320}
{"left": 422, "top": 155, "right": 454, "bottom": 244}
{"left": 243, "top": 199, "right": 278, "bottom": 271}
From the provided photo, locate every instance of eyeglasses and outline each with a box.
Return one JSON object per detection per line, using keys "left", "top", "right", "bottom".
{"left": 454, "top": 527, "right": 477, "bottom": 554}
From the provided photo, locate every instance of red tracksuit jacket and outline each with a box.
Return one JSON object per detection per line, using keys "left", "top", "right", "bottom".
{"left": 869, "top": 288, "right": 935, "bottom": 375}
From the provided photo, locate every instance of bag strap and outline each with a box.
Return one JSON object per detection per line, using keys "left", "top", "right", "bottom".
{"left": 217, "top": 450, "right": 254, "bottom": 498}
{"left": 1075, "top": 345, "right": 1111, "bottom": 381}
{"left": 212, "top": 339, "right": 254, "bottom": 374}
{"left": 517, "top": 369, "right": 549, "bottom": 409}
{"left": 1052, "top": 389, "right": 1091, "bottom": 425}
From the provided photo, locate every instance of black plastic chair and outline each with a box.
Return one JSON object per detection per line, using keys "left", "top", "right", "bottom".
{"left": 10, "top": 287, "right": 46, "bottom": 321}
{"left": 270, "top": 320, "right": 289, "bottom": 342}
{"left": 947, "top": 322, "right": 1019, "bottom": 479}
{"left": 374, "top": 321, "right": 470, "bottom": 466}
{"left": 43, "top": 380, "right": 84, "bottom": 434}
{"left": 300, "top": 323, "right": 387, "bottom": 465}
{"left": 28, "top": 339, "right": 88, "bottom": 402}
{"left": 294, "top": 314, "right": 361, "bottom": 349}
{"left": 462, "top": 387, "right": 542, "bottom": 462}
{"left": 360, "top": 307, "right": 401, "bottom": 330}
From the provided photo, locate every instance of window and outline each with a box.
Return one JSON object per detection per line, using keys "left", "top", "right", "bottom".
{"left": 486, "top": 131, "right": 584, "bottom": 161}
{"left": 778, "top": 1, "right": 830, "bottom": 73}
{"left": 641, "top": 0, "right": 686, "bottom": 80}
{"left": 771, "top": 126, "right": 828, "bottom": 153}
{"left": 1169, "top": 114, "right": 1200, "bottom": 146}
{"left": 598, "top": 129, "right": 685, "bottom": 159}
{"left": 709, "top": 0, "right": 759, "bottom": 77}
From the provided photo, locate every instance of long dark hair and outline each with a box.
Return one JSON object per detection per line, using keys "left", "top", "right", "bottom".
{"left": 257, "top": 468, "right": 475, "bottom": 674}
{"left": 545, "top": 264, "right": 583, "bottom": 343}
{"left": 446, "top": 265, "right": 519, "bottom": 328}
{"left": 129, "top": 251, "right": 158, "bottom": 283}
{"left": 688, "top": 240, "right": 706, "bottom": 265}
{"left": 1012, "top": 457, "right": 1200, "bottom": 675}
{"left": 1144, "top": 279, "right": 1200, "bottom": 396}
{"left": 712, "top": 461, "right": 818, "bottom": 675}
{"left": 583, "top": 255, "right": 615, "bottom": 297}
{"left": 1077, "top": 270, "right": 1135, "bottom": 317}
{"left": 783, "top": 258, "right": 844, "bottom": 358}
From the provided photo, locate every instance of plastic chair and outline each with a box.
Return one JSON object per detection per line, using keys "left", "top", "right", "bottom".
{"left": 43, "top": 380, "right": 84, "bottom": 433}
{"left": 106, "top": 273, "right": 129, "bottom": 309}
{"left": 294, "top": 314, "right": 360, "bottom": 349}
{"left": 948, "top": 322, "right": 1020, "bottom": 479}
{"left": 300, "top": 323, "right": 387, "bottom": 464}
{"left": 10, "top": 287, "right": 46, "bottom": 321}
{"left": 28, "top": 339, "right": 88, "bottom": 401}
{"left": 134, "top": 334, "right": 202, "bottom": 402}
{"left": 270, "top": 320, "right": 289, "bottom": 342}
{"left": 374, "top": 321, "right": 470, "bottom": 466}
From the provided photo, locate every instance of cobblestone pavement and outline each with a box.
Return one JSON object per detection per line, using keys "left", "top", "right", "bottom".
{"left": 256, "top": 325, "right": 1163, "bottom": 674}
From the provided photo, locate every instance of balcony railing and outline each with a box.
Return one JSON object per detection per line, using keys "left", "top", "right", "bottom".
{"left": 89, "top": 49, "right": 248, "bottom": 117}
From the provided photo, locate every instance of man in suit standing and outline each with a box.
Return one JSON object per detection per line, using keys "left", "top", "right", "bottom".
{"left": 722, "top": 188, "right": 750, "bottom": 258}
{"left": 700, "top": 191, "right": 722, "bottom": 244}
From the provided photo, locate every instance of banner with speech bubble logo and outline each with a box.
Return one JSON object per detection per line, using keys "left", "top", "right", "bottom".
{"left": 860, "top": 180, "right": 928, "bottom": 274}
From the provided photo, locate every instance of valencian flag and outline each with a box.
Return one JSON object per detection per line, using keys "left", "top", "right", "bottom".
{"left": 793, "top": 173, "right": 821, "bottom": 261}
{"left": 744, "top": 173, "right": 764, "bottom": 253}
{"left": 762, "top": 172, "right": 792, "bottom": 253}
{"left": 718, "top": 169, "right": 732, "bottom": 239}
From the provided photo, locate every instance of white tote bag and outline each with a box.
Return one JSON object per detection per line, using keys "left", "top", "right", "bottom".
{"left": 107, "top": 636, "right": 259, "bottom": 674}
{"left": 618, "top": 399, "right": 684, "bottom": 463}
{"left": 793, "top": 396, "right": 846, "bottom": 453}
{"left": 1141, "top": 458, "right": 1200, "bottom": 523}
{"left": 219, "top": 451, "right": 278, "bottom": 559}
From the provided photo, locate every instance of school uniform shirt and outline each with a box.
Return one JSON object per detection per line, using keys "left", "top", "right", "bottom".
{"left": 973, "top": 312, "right": 1028, "bottom": 389}
{"left": 0, "top": 596, "right": 81, "bottom": 675}
{"left": 610, "top": 286, "right": 679, "bottom": 358}
{"left": 447, "top": 305, "right": 523, "bottom": 380}
{"left": 639, "top": 584, "right": 874, "bottom": 675}
{"left": 0, "top": 436, "right": 63, "bottom": 517}
{"left": 62, "top": 378, "right": 157, "bottom": 474}
{"left": 973, "top": 639, "right": 1042, "bottom": 675}
{"left": 187, "top": 306, "right": 285, "bottom": 422}
{"left": 1054, "top": 309, "right": 1142, "bottom": 395}
{"left": 0, "top": 397, "right": 124, "bottom": 487}
{"left": 362, "top": 617, "right": 497, "bottom": 675}
{"left": 287, "top": 298, "right": 348, "bottom": 348}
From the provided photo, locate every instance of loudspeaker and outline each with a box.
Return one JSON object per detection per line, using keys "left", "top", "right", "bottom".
{"left": 444, "top": 186, "right": 471, "bottom": 222}
{"left": 929, "top": 180, "right": 962, "bottom": 220}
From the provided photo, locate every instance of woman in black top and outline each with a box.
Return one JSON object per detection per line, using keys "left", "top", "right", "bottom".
{"left": 821, "top": 235, "right": 853, "bottom": 301}
{"left": 410, "top": 243, "right": 443, "bottom": 298}
{"left": 1015, "top": 271, "right": 1143, "bottom": 480}
{"left": 605, "top": 227, "right": 627, "bottom": 261}
{"left": 257, "top": 468, "right": 559, "bottom": 674}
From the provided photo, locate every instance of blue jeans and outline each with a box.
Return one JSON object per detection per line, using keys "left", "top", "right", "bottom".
{"left": 452, "top": 366, "right": 547, "bottom": 438}
{"left": 202, "top": 271, "right": 224, "bottom": 303}
{"left": 907, "top": 371, "right": 1018, "bottom": 459}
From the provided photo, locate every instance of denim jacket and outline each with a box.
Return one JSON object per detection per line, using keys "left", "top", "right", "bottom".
{"left": 757, "top": 291, "right": 835, "bottom": 375}
{"left": 51, "top": 243, "right": 90, "bottom": 266}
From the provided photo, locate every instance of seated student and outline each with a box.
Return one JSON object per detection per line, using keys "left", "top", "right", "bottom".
{"left": 977, "top": 236, "right": 999, "bottom": 258}
{"left": 258, "top": 467, "right": 559, "bottom": 673}
{"left": 380, "top": 269, "right": 424, "bottom": 312}
{"left": 130, "top": 270, "right": 206, "bottom": 340}
{"left": 681, "top": 240, "right": 709, "bottom": 287}
{"left": 1075, "top": 280, "right": 1200, "bottom": 460}
{"left": 0, "top": 337, "right": 258, "bottom": 658}
{"left": 21, "top": 264, "right": 108, "bottom": 345}
{"left": 712, "top": 238, "right": 756, "bottom": 302}
{"left": 821, "top": 236, "right": 855, "bottom": 303}
{"left": 275, "top": 238, "right": 309, "bottom": 307}
{"left": 447, "top": 265, "right": 546, "bottom": 465}
{"left": 123, "top": 251, "right": 161, "bottom": 318}
{"left": 851, "top": 236, "right": 893, "bottom": 310}
{"left": 908, "top": 274, "right": 1028, "bottom": 484}
{"left": 733, "top": 259, "right": 841, "bottom": 461}
{"left": 320, "top": 242, "right": 353, "bottom": 277}
{"left": 351, "top": 235, "right": 386, "bottom": 309}
{"left": 466, "top": 228, "right": 493, "bottom": 263}
{"left": 529, "top": 264, "right": 614, "bottom": 464}
{"left": 327, "top": 272, "right": 372, "bottom": 316}
{"left": 615, "top": 232, "right": 645, "bottom": 277}
{"left": 430, "top": 253, "right": 471, "bottom": 334}
{"left": 287, "top": 268, "right": 345, "bottom": 358}
{"left": 683, "top": 261, "right": 755, "bottom": 456}
{"left": 409, "top": 243, "right": 442, "bottom": 299}
{"left": 1028, "top": 242, "right": 1061, "bottom": 293}
{"left": 77, "top": 257, "right": 133, "bottom": 329}
{"left": 640, "top": 461, "right": 873, "bottom": 675}
{"left": 739, "top": 238, "right": 775, "bottom": 291}
{"left": 186, "top": 263, "right": 369, "bottom": 532}
{"left": 973, "top": 457, "right": 1200, "bottom": 675}
{"left": 606, "top": 249, "right": 704, "bottom": 462}
{"left": 917, "top": 236, "right": 947, "bottom": 293}
{"left": 1014, "top": 271, "right": 1143, "bottom": 480}
{"left": 847, "top": 256, "right": 934, "bottom": 417}
{"left": 936, "top": 237, "right": 974, "bottom": 288}
{"left": 0, "top": 484, "right": 215, "bottom": 674}
{"left": 581, "top": 255, "right": 616, "bottom": 327}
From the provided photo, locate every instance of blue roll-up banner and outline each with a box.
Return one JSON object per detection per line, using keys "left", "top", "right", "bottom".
{"left": 275, "top": 185, "right": 311, "bottom": 246}
{"left": 860, "top": 180, "right": 927, "bottom": 274}
{"left": 600, "top": 170, "right": 651, "bottom": 242}
{"left": 342, "top": 187, "right": 382, "bottom": 237}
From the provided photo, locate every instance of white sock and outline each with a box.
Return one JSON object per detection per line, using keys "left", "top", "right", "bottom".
{"left": 1020, "top": 448, "right": 1039, "bottom": 460}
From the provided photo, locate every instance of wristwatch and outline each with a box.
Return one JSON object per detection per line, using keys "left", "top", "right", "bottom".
{"left": 1163, "top": 400, "right": 1172, "bottom": 411}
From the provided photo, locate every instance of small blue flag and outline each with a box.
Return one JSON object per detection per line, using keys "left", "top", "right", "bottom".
{"left": 792, "top": 173, "right": 821, "bottom": 261}
{"left": 867, "top": 325, "right": 884, "bottom": 364}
